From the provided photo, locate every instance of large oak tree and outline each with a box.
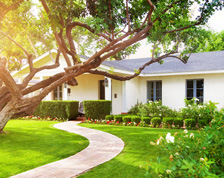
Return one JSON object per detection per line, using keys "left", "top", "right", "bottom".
{"left": 0, "top": 0, "right": 223, "bottom": 132}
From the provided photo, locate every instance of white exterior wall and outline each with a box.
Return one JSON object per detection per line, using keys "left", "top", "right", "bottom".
{"left": 69, "top": 74, "right": 104, "bottom": 102}
{"left": 111, "top": 79, "right": 122, "bottom": 114}
{"left": 125, "top": 77, "right": 140, "bottom": 111}
{"left": 138, "top": 73, "right": 224, "bottom": 110}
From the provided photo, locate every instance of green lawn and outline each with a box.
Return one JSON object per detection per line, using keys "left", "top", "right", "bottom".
{"left": 0, "top": 120, "right": 89, "bottom": 178}
{"left": 78, "top": 124, "right": 190, "bottom": 178}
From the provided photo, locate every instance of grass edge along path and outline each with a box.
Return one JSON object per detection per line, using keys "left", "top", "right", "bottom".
{"left": 78, "top": 123, "right": 197, "bottom": 178}
{"left": 0, "top": 120, "right": 89, "bottom": 178}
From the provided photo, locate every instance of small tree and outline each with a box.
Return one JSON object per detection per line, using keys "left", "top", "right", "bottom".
{"left": 0, "top": 0, "right": 223, "bottom": 132}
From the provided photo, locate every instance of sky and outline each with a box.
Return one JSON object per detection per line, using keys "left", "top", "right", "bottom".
{"left": 129, "top": 9, "right": 224, "bottom": 59}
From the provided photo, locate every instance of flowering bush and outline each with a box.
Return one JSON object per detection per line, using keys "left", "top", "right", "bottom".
{"left": 18, "top": 116, "right": 67, "bottom": 122}
{"left": 181, "top": 98, "right": 217, "bottom": 125}
{"left": 145, "top": 112, "right": 224, "bottom": 177}
{"left": 129, "top": 100, "right": 176, "bottom": 118}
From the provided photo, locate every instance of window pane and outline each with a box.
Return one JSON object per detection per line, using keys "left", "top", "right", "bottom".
{"left": 187, "top": 80, "right": 193, "bottom": 88}
{"left": 147, "top": 82, "right": 153, "bottom": 101}
{"left": 156, "top": 81, "right": 162, "bottom": 89}
{"left": 197, "top": 89, "right": 203, "bottom": 98}
{"left": 187, "top": 89, "right": 193, "bottom": 98}
{"left": 197, "top": 80, "right": 204, "bottom": 88}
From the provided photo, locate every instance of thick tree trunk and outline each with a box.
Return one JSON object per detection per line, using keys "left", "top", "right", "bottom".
{"left": 0, "top": 99, "right": 41, "bottom": 133}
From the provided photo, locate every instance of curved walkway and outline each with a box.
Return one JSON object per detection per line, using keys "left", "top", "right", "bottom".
{"left": 11, "top": 121, "right": 124, "bottom": 178}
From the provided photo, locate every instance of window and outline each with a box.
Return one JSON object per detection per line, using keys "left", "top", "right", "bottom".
{"left": 147, "top": 81, "right": 162, "bottom": 101}
{"left": 186, "top": 79, "right": 204, "bottom": 103}
{"left": 53, "top": 85, "right": 63, "bottom": 100}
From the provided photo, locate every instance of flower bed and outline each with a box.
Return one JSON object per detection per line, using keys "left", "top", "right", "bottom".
{"left": 16, "top": 116, "right": 68, "bottom": 122}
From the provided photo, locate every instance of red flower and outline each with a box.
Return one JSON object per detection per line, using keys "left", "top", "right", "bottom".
{"left": 88, "top": 118, "right": 91, "bottom": 120}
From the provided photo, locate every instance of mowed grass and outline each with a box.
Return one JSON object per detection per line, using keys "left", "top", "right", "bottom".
{"left": 78, "top": 124, "right": 191, "bottom": 178}
{"left": 0, "top": 120, "right": 89, "bottom": 178}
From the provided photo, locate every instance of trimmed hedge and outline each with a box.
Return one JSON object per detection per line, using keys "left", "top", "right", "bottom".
{"left": 34, "top": 100, "right": 79, "bottom": 120}
{"left": 114, "top": 115, "right": 123, "bottom": 122}
{"left": 83, "top": 100, "right": 112, "bottom": 120}
{"left": 174, "top": 118, "right": 184, "bottom": 128}
{"left": 185, "top": 119, "right": 196, "bottom": 128}
{"left": 105, "top": 115, "right": 114, "bottom": 121}
{"left": 163, "top": 117, "right": 174, "bottom": 126}
{"left": 131, "top": 116, "right": 141, "bottom": 124}
{"left": 151, "top": 117, "right": 161, "bottom": 128}
{"left": 122, "top": 116, "right": 132, "bottom": 123}
{"left": 142, "top": 117, "right": 151, "bottom": 125}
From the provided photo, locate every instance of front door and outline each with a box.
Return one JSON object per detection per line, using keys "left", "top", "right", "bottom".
{"left": 99, "top": 80, "right": 105, "bottom": 100}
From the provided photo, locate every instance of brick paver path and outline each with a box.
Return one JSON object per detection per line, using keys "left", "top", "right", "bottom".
{"left": 11, "top": 121, "right": 124, "bottom": 178}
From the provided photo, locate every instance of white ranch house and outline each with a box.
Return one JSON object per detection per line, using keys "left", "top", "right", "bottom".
{"left": 12, "top": 50, "right": 224, "bottom": 114}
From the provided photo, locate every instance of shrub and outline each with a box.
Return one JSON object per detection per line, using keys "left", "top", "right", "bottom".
{"left": 151, "top": 117, "right": 161, "bottom": 128}
{"left": 173, "top": 117, "right": 184, "bottom": 128}
{"left": 114, "top": 115, "right": 123, "bottom": 122}
{"left": 185, "top": 119, "right": 196, "bottom": 128}
{"left": 122, "top": 116, "right": 132, "bottom": 123}
{"left": 105, "top": 115, "right": 114, "bottom": 121}
{"left": 131, "top": 116, "right": 141, "bottom": 124}
{"left": 198, "top": 119, "right": 207, "bottom": 128}
{"left": 163, "top": 117, "right": 174, "bottom": 126}
{"left": 141, "top": 117, "right": 151, "bottom": 125}
{"left": 145, "top": 113, "right": 224, "bottom": 177}
{"left": 83, "top": 100, "right": 111, "bottom": 120}
{"left": 34, "top": 101, "right": 79, "bottom": 120}
{"left": 128, "top": 102, "right": 144, "bottom": 115}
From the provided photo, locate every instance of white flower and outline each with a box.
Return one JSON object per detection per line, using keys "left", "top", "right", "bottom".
{"left": 184, "top": 135, "right": 189, "bottom": 138}
{"left": 195, "top": 98, "right": 199, "bottom": 101}
{"left": 190, "top": 133, "right": 194, "bottom": 138}
{"left": 188, "top": 104, "right": 191, "bottom": 107}
{"left": 200, "top": 158, "right": 204, "bottom": 162}
{"left": 166, "top": 169, "right": 172, "bottom": 174}
{"left": 150, "top": 141, "right": 156, "bottom": 145}
{"left": 157, "top": 136, "right": 164, "bottom": 145}
{"left": 175, "top": 152, "right": 179, "bottom": 157}
{"left": 166, "top": 133, "right": 174, "bottom": 143}
{"left": 183, "top": 129, "right": 188, "bottom": 133}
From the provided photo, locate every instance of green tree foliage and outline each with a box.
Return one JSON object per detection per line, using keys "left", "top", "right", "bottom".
{"left": 193, "top": 30, "right": 224, "bottom": 52}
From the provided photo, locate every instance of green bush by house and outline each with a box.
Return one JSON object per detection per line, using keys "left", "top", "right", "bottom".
{"left": 34, "top": 101, "right": 79, "bottom": 120}
{"left": 163, "top": 117, "right": 174, "bottom": 126}
{"left": 122, "top": 116, "right": 132, "bottom": 123}
{"left": 105, "top": 115, "right": 114, "bottom": 121}
{"left": 83, "top": 100, "right": 112, "bottom": 120}
{"left": 131, "top": 116, "right": 141, "bottom": 124}
{"left": 141, "top": 117, "right": 151, "bottom": 124}
{"left": 114, "top": 115, "right": 123, "bottom": 122}
{"left": 173, "top": 117, "right": 184, "bottom": 128}
{"left": 151, "top": 117, "right": 162, "bottom": 128}
{"left": 185, "top": 119, "right": 196, "bottom": 128}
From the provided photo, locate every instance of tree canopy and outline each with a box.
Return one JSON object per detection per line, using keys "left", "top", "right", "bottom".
{"left": 0, "top": 0, "right": 223, "bottom": 132}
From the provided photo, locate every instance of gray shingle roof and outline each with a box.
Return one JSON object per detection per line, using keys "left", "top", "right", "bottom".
{"left": 102, "top": 51, "right": 224, "bottom": 74}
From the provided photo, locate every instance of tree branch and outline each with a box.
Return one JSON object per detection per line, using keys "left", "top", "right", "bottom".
{"left": 0, "top": 65, "right": 22, "bottom": 100}
{"left": 88, "top": 51, "right": 176, "bottom": 81}
{"left": 0, "top": 31, "right": 30, "bottom": 58}
{"left": 125, "top": 0, "right": 131, "bottom": 31}
{"left": 69, "top": 22, "right": 112, "bottom": 42}
{"left": 20, "top": 49, "right": 61, "bottom": 89}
